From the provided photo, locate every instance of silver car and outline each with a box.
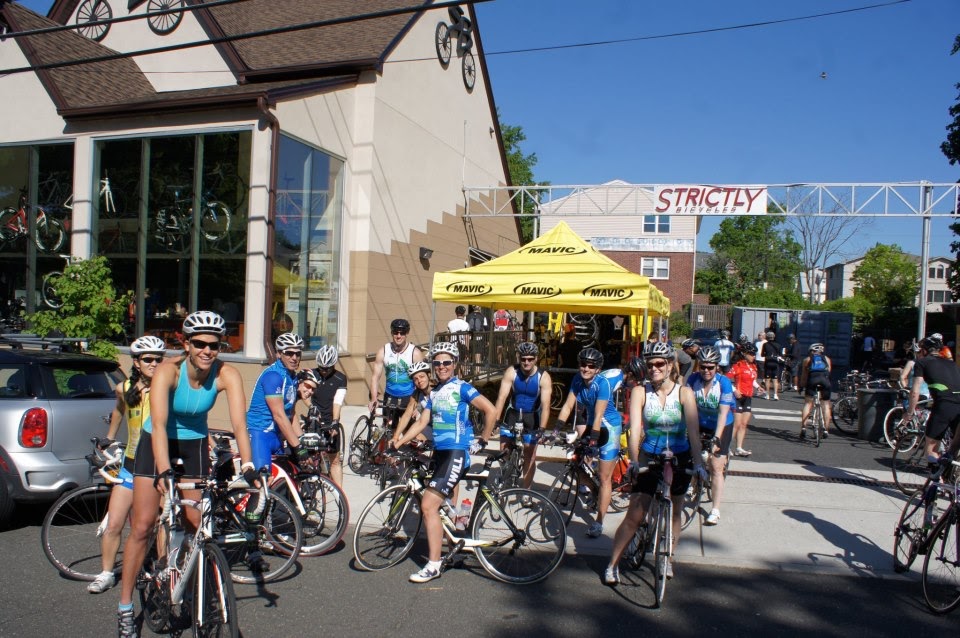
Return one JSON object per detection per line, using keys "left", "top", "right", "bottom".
{"left": 0, "top": 345, "right": 123, "bottom": 525}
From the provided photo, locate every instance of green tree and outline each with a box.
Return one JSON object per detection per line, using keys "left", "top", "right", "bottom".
{"left": 694, "top": 254, "right": 742, "bottom": 304}
{"left": 850, "top": 244, "right": 920, "bottom": 311}
{"left": 26, "top": 256, "right": 131, "bottom": 360}
{"left": 742, "top": 287, "right": 812, "bottom": 310}
{"left": 941, "top": 34, "right": 960, "bottom": 298}
{"left": 821, "top": 295, "right": 876, "bottom": 329}
{"left": 499, "top": 110, "right": 548, "bottom": 242}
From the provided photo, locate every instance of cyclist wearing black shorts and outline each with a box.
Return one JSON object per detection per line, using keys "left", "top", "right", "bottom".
{"left": 310, "top": 345, "right": 347, "bottom": 486}
{"left": 799, "top": 343, "right": 832, "bottom": 439}
{"left": 906, "top": 333, "right": 960, "bottom": 461}
{"left": 492, "top": 341, "right": 552, "bottom": 488}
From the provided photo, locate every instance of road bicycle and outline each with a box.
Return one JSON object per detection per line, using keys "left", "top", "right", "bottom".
{"left": 154, "top": 185, "right": 231, "bottom": 252}
{"left": 545, "top": 435, "right": 630, "bottom": 525}
{"left": 892, "top": 455, "right": 960, "bottom": 614}
{"left": 0, "top": 186, "right": 66, "bottom": 253}
{"left": 40, "top": 253, "right": 80, "bottom": 309}
{"left": 348, "top": 400, "right": 403, "bottom": 486}
{"left": 138, "top": 466, "right": 240, "bottom": 637}
{"left": 352, "top": 447, "right": 566, "bottom": 584}
{"left": 892, "top": 429, "right": 954, "bottom": 495}
{"left": 492, "top": 418, "right": 529, "bottom": 492}
{"left": 883, "top": 394, "right": 932, "bottom": 451}
{"left": 832, "top": 372, "right": 889, "bottom": 435}
{"left": 800, "top": 383, "right": 828, "bottom": 447}
{"left": 41, "top": 438, "right": 124, "bottom": 581}
{"left": 620, "top": 449, "right": 692, "bottom": 608}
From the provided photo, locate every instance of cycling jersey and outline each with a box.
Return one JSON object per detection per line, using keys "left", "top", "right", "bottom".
{"left": 246, "top": 360, "right": 298, "bottom": 433}
{"left": 600, "top": 368, "right": 624, "bottom": 393}
{"left": 143, "top": 360, "right": 218, "bottom": 440}
{"left": 383, "top": 343, "right": 416, "bottom": 398}
{"left": 714, "top": 339, "right": 735, "bottom": 367}
{"left": 122, "top": 380, "right": 150, "bottom": 467}
{"left": 640, "top": 382, "right": 689, "bottom": 454}
{"left": 726, "top": 359, "right": 757, "bottom": 396}
{"left": 509, "top": 364, "right": 543, "bottom": 415}
{"left": 915, "top": 355, "right": 960, "bottom": 405}
{"left": 426, "top": 377, "right": 480, "bottom": 451}
{"left": 570, "top": 373, "right": 622, "bottom": 428}
{"left": 310, "top": 368, "right": 347, "bottom": 422}
{"left": 686, "top": 373, "right": 735, "bottom": 433}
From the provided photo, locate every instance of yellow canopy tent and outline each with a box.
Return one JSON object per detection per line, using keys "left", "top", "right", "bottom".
{"left": 432, "top": 221, "right": 670, "bottom": 324}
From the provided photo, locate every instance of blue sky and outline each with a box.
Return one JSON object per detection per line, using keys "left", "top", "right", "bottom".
{"left": 17, "top": 0, "right": 960, "bottom": 261}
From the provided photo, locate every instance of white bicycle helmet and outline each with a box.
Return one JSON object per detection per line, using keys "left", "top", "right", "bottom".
{"left": 275, "top": 332, "right": 304, "bottom": 351}
{"left": 315, "top": 345, "right": 339, "bottom": 367}
{"left": 809, "top": 343, "right": 825, "bottom": 354}
{"left": 429, "top": 341, "right": 460, "bottom": 360}
{"left": 408, "top": 360, "right": 431, "bottom": 378}
{"left": 643, "top": 341, "right": 675, "bottom": 361}
{"left": 182, "top": 311, "right": 226, "bottom": 336}
{"left": 130, "top": 335, "right": 166, "bottom": 355}
{"left": 697, "top": 346, "right": 721, "bottom": 364}
{"left": 298, "top": 369, "right": 320, "bottom": 386}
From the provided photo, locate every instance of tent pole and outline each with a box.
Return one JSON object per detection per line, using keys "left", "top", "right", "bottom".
{"left": 429, "top": 302, "right": 437, "bottom": 347}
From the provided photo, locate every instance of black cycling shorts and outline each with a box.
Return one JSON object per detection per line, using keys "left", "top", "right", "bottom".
{"left": 133, "top": 431, "right": 210, "bottom": 478}
{"left": 804, "top": 375, "right": 831, "bottom": 400}
{"left": 734, "top": 396, "right": 752, "bottom": 413}
{"left": 926, "top": 402, "right": 960, "bottom": 442}
{"left": 763, "top": 361, "right": 780, "bottom": 378}
{"left": 503, "top": 408, "right": 539, "bottom": 433}
{"left": 631, "top": 450, "right": 693, "bottom": 497}
{"left": 426, "top": 449, "right": 468, "bottom": 498}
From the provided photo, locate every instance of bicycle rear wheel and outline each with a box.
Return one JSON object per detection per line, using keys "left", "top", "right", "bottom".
{"left": 297, "top": 474, "right": 349, "bottom": 557}
{"left": 192, "top": 542, "right": 239, "bottom": 638}
{"left": 883, "top": 406, "right": 905, "bottom": 449}
{"left": 348, "top": 415, "right": 372, "bottom": 473}
{"left": 653, "top": 499, "right": 672, "bottom": 608}
{"left": 471, "top": 488, "right": 566, "bottom": 584}
{"left": 831, "top": 396, "right": 858, "bottom": 434}
{"left": 216, "top": 488, "right": 302, "bottom": 584}
{"left": 35, "top": 216, "right": 65, "bottom": 253}
{"left": 624, "top": 524, "right": 649, "bottom": 570}
{"left": 892, "top": 444, "right": 929, "bottom": 495}
{"left": 41, "top": 484, "right": 115, "bottom": 581}
{"left": 921, "top": 515, "right": 960, "bottom": 614}
{"left": 353, "top": 485, "right": 422, "bottom": 571}
{"left": 813, "top": 405, "right": 823, "bottom": 448}
{"left": 545, "top": 467, "right": 578, "bottom": 525}
{"left": 609, "top": 465, "right": 632, "bottom": 513}
{"left": 893, "top": 489, "right": 926, "bottom": 573}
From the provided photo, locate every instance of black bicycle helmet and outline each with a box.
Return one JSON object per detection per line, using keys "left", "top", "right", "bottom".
{"left": 741, "top": 343, "right": 758, "bottom": 355}
{"left": 578, "top": 347, "right": 604, "bottom": 366}
{"left": 643, "top": 341, "right": 675, "bottom": 361}
{"left": 680, "top": 338, "right": 697, "bottom": 349}
{"left": 516, "top": 341, "right": 539, "bottom": 358}
{"left": 624, "top": 356, "right": 646, "bottom": 381}
{"left": 390, "top": 318, "right": 410, "bottom": 334}
{"left": 920, "top": 333, "right": 943, "bottom": 351}
{"left": 697, "top": 346, "right": 721, "bottom": 364}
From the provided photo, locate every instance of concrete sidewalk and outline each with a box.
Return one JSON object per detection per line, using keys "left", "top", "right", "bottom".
{"left": 335, "top": 404, "right": 912, "bottom": 580}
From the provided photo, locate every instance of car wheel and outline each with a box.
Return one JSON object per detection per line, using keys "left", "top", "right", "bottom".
{"left": 0, "top": 480, "right": 14, "bottom": 528}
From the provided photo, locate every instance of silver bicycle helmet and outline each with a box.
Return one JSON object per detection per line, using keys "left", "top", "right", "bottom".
{"left": 182, "top": 311, "right": 226, "bottom": 336}
{"left": 680, "top": 338, "right": 697, "bottom": 349}
{"left": 809, "top": 343, "right": 825, "bottom": 354}
{"left": 315, "top": 345, "right": 338, "bottom": 367}
{"left": 516, "top": 341, "right": 539, "bottom": 358}
{"left": 408, "top": 361, "right": 432, "bottom": 378}
{"left": 275, "top": 332, "right": 303, "bottom": 351}
{"left": 720, "top": 330, "right": 731, "bottom": 339}
{"left": 429, "top": 341, "right": 460, "bottom": 360}
{"left": 642, "top": 341, "right": 675, "bottom": 361}
{"left": 697, "top": 346, "right": 721, "bottom": 364}
{"left": 130, "top": 335, "right": 166, "bottom": 355}
{"left": 765, "top": 331, "right": 776, "bottom": 340}
{"left": 920, "top": 334, "right": 943, "bottom": 351}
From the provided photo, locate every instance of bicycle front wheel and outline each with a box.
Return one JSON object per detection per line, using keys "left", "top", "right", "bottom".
{"left": 199, "top": 201, "right": 231, "bottom": 242}
{"left": 813, "top": 405, "right": 823, "bottom": 448}
{"left": 217, "top": 488, "right": 302, "bottom": 584}
{"left": 545, "top": 467, "right": 578, "bottom": 525}
{"left": 353, "top": 485, "right": 422, "bottom": 571}
{"left": 471, "top": 488, "right": 566, "bottom": 585}
{"left": 41, "top": 484, "right": 115, "bottom": 581}
{"left": 893, "top": 488, "right": 926, "bottom": 573}
{"left": 35, "top": 216, "right": 65, "bottom": 252}
{"left": 297, "top": 474, "right": 349, "bottom": 557}
{"left": 892, "top": 444, "right": 929, "bottom": 495}
{"left": 883, "top": 406, "right": 905, "bottom": 449}
{"left": 654, "top": 499, "right": 672, "bottom": 608}
{"left": 832, "top": 396, "right": 858, "bottom": 434}
{"left": 921, "top": 515, "right": 960, "bottom": 614}
{"left": 192, "top": 542, "right": 239, "bottom": 638}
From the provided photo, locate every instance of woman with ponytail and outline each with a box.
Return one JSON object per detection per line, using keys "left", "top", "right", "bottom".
{"left": 86, "top": 336, "right": 167, "bottom": 594}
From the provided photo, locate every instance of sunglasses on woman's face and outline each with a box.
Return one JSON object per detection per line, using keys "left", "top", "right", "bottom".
{"left": 432, "top": 359, "right": 455, "bottom": 368}
{"left": 189, "top": 338, "right": 221, "bottom": 351}
{"left": 700, "top": 364, "right": 717, "bottom": 371}
{"left": 648, "top": 360, "right": 669, "bottom": 369}
{"left": 139, "top": 356, "right": 163, "bottom": 364}
{"left": 579, "top": 362, "right": 598, "bottom": 370}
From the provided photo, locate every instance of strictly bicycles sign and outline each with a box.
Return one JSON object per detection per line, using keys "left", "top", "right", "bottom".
{"left": 655, "top": 185, "right": 767, "bottom": 215}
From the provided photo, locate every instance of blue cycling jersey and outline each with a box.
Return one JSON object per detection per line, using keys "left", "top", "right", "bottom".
{"left": 570, "top": 373, "right": 622, "bottom": 428}
{"left": 143, "top": 360, "right": 218, "bottom": 441}
{"left": 687, "top": 373, "right": 735, "bottom": 432}
{"left": 426, "top": 377, "right": 480, "bottom": 451}
{"left": 510, "top": 365, "right": 542, "bottom": 415}
{"left": 246, "top": 360, "right": 298, "bottom": 433}
{"left": 600, "top": 368, "right": 623, "bottom": 393}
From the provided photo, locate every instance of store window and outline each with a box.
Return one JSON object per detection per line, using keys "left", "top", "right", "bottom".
{"left": 96, "top": 131, "right": 250, "bottom": 350}
{"left": 273, "top": 135, "right": 344, "bottom": 350}
{"left": 0, "top": 143, "right": 73, "bottom": 315}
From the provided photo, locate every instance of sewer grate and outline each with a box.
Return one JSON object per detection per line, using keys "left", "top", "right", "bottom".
{"left": 725, "top": 469, "right": 915, "bottom": 490}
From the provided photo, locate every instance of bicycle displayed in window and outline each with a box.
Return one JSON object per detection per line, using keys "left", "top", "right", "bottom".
{"left": 40, "top": 254, "right": 80, "bottom": 309}
{"left": 352, "top": 446, "right": 566, "bottom": 584}
{"left": 154, "top": 185, "right": 231, "bottom": 252}
{"left": 0, "top": 187, "right": 66, "bottom": 253}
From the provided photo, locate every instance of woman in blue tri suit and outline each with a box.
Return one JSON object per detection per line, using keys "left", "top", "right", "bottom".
{"left": 392, "top": 341, "right": 496, "bottom": 584}
{"left": 604, "top": 341, "right": 705, "bottom": 586}
{"left": 554, "top": 347, "right": 622, "bottom": 539}
{"left": 116, "top": 311, "right": 258, "bottom": 638}
{"left": 685, "top": 346, "right": 735, "bottom": 526}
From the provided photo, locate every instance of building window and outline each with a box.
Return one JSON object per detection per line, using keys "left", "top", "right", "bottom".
{"left": 273, "top": 135, "right": 344, "bottom": 350}
{"left": 929, "top": 266, "right": 946, "bottom": 279}
{"left": 643, "top": 215, "right": 670, "bottom": 234}
{"left": 641, "top": 257, "right": 669, "bottom": 279}
{"left": 927, "top": 290, "right": 952, "bottom": 303}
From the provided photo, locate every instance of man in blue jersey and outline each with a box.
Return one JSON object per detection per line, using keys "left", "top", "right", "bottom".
{"left": 393, "top": 341, "right": 496, "bottom": 583}
{"left": 493, "top": 341, "right": 553, "bottom": 488}
{"left": 246, "top": 333, "right": 307, "bottom": 472}
{"left": 367, "top": 318, "right": 425, "bottom": 430}
{"left": 686, "top": 346, "right": 735, "bottom": 526}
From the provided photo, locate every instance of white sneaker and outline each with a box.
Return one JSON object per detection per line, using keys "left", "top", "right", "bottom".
{"left": 586, "top": 521, "right": 603, "bottom": 538}
{"left": 409, "top": 564, "right": 441, "bottom": 583}
{"left": 705, "top": 509, "right": 720, "bottom": 526}
{"left": 87, "top": 571, "right": 115, "bottom": 594}
{"left": 603, "top": 565, "right": 620, "bottom": 585}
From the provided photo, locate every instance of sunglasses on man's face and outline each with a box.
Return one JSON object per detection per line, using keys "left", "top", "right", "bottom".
{"left": 189, "top": 338, "right": 222, "bottom": 351}
{"left": 700, "top": 364, "right": 717, "bottom": 371}
{"left": 392, "top": 330, "right": 408, "bottom": 336}
{"left": 579, "top": 362, "right": 598, "bottom": 370}
{"left": 281, "top": 350, "right": 302, "bottom": 358}
{"left": 519, "top": 356, "right": 536, "bottom": 362}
